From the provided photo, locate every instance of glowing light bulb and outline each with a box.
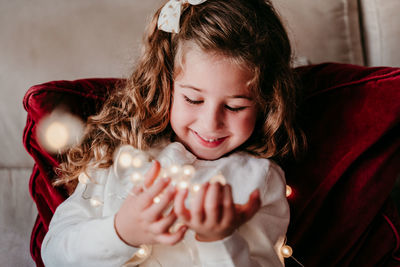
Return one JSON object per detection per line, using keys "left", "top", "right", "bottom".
{"left": 89, "top": 196, "right": 103, "bottom": 207}
{"left": 130, "top": 172, "right": 143, "bottom": 183}
{"left": 182, "top": 165, "right": 195, "bottom": 177}
{"left": 158, "top": 168, "right": 169, "bottom": 179}
{"left": 37, "top": 110, "right": 84, "bottom": 153}
{"left": 153, "top": 196, "right": 161, "bottom": 204}
{"left": 132, "top": 155, "right": 144, "bottom": 168}
{"left": 136, "top": 245, "right": 151, "bottom": 258}
{"left": 178, "top": 180, "right": 189, "bottom": 189}
{"left": 191, "top": 184, "right": 200, "bottom": 192}
{"left": 169, "top": 164, "right": 181, "bottom": 176}
{"left": 45, "top": 121, "right": 69, "bottom": 150}
{"left": 78, "top": 172, "right": 90, "bottom": 184}
{"left": 286, "top": 185, "right": 293, "bottom": 197}
{"left": 281, "top": 245, "right": 293, "bottom": 258}
{"left": 119, "top": 152, "right": 132, "bottom": 168}
{"left": 209, "top": 173, "right": 226, "bottom": 185}
{"left": 138, "top": 248, "right": 146, "bottom": 256}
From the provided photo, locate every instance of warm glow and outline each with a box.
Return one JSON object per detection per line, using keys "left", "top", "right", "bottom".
{"left": 78, "top": 172, "right": 90, "bottom": 184}
{"left": 89, "top": 196, "right": 103, "bottom": 207}
{"left": 281, "top": 245, "right": 293, "bottom": 258}
{"left": 178, "top": 180, "right": 189, "bottom": 189}
{"left": 192, "top": 184, "right": 200, "bottom": 192}
{"left": 153, "top": 196, "right": 161, "bottom": 204}
{"left": 37, "top": 110, "right": 84, "bottom": 153}
{"left": 130, "top": 172, "right": 143, "bottom": 183}
{"left": 286, "top": 185, "right": 293, "bottom": 197}
{"left": 182, "top": 165, "right": 195, "bottom": 177}
{"left": 159, "top": 168, "right": 169, "bottom": 178}
{"left": 45, "top": 121, "right": 69, "bottom": 150}
{"left": 169, "top": 164, "right": 181, "bottom": 175}
{"left": 132, "top": 155, "right": 144, "bottom": 168}
{"left": 119, "top": 152, "right": 132, "bottom": 168}
{"left": 136, "top": 245, "right": 151, "bottom": 258}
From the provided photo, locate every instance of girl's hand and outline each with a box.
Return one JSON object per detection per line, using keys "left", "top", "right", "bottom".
{"left": 174, "top": 182, "right": 261, "bottom": 242}
{"left": 114, "top": 161, "right": 187, "bottom": 247}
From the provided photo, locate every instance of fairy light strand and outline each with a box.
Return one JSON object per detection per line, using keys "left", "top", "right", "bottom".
{"left": 80, "top": 144, "right": 303, "bottom": 266}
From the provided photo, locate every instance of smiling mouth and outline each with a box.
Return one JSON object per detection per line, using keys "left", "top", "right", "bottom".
{"left": 192, "top": 130, "right": 227, "bottom": 147}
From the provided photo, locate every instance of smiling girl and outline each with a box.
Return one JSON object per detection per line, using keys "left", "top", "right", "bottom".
{"left": 41, "top": 0, "right": 305, "bottom": 266}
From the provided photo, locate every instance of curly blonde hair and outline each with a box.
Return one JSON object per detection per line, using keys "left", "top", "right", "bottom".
{"left": 56, "top": 0, "right": 306, "bottom": 194}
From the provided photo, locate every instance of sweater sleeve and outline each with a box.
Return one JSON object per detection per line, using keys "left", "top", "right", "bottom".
{"left": 194, "top": 162, "right": 289, "bottom": 267}
{"left": 41, "top": 168, "right": 138, "bottom": 267}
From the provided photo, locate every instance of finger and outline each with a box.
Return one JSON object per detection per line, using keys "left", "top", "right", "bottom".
{"left": 140, "top": 177, "right": 171, "bottom": 208}
{"left": 149, "top": 210, "right": 177, "bottom": 234}
{"left": 127, "top": 184, "right": 144, "bottom": 200}
{"left": 191, "top": 182, "right": 209, "bottom": 224}
{"left": 236, "top": 189, "right": 261, "bottom": 224}
{"left": 144, "top": 184, "right": 176, "bottom": 221}
{"left": 143, "top": 160, "right": 161, "bottom": 188}
{"left": 174, "top": 188, "right": 191, "bottom": 222}
{"left": 156, "top": 225, "right": 188, "bottom": 245}
{"left": 204, "top": 182, "right": 223, "bottom": 224}
{"left": 220, "top": 184, "right": 234, "bottom": 226}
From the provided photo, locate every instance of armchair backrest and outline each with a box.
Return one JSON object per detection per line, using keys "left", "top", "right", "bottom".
{"left": 23, "top": 63, "right": 400, "bottom": 266}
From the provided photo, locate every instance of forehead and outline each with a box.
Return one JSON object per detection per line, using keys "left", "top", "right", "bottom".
{"left": 174, "top": 45, "right": 254, "bottom": 96}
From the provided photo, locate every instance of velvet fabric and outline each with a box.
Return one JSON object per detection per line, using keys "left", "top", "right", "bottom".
{"left": 23, "top": 63, "right": 400, "bottom": 266}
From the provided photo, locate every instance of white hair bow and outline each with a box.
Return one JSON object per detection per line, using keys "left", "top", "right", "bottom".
{"left": 157, "top": 0, "right": 207, "bottom": 33}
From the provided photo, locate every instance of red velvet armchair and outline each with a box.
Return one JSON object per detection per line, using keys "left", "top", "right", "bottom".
{"left": 23, "top": 63, "right": 400, "bottom": 266}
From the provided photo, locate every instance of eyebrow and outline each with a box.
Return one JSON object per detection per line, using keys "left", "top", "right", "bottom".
{"left": 178, "top": 84, "right": 253, "bottom": 100}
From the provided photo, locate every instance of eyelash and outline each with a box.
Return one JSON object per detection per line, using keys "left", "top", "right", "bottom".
{"left": 183, "top": 96, "right": 246, "bottom": 112}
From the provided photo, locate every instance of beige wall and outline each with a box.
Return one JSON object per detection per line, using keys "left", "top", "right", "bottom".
{"left": 0, "top": 0, "right": 163, "bottom": 169}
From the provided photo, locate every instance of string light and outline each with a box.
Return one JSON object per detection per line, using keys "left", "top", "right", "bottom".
{"left": 182, "top": 165, "right": 195, "bottom": 177}
{"left": 130, "top": 172, "right": 143, "bottom": 183}
{"left": 89, "top": 196, "right": 103, "bottom": 207}
{"left": 158, "top": 168, "right": 169, "bottom": 179}
{"left": 132, "top": 153, "right": 146, "bottom": 168}
{"left": 178, "top": 180, "right": 189, "bottom": 189}
{"left": 153, "top": 196, "right": 161, "bottom": 204}
{"left": 45, "top": 122, "right": 69, "bottom": 150}
{"left": 281, "top": 244, "right": 293, "bottom": 258}
{"left": 136, "top": 245, "right": 151, "bottom": 259}
{"left": 191, "top": 184, "right": 201, "bottom": 193}
{"left": 169, "top": 164, "right": 181, "bottom": 175}
{"left": 78, "top": 172, "right": 90, "bottom": 184}
{"left": 95, "top": 145, "right": 305, "bottom": 266}
{"left": 37, "top": 109, "right": 84, "bottom": 153}
{"left": 286, "top": 185, "right": 293, "bottom": 197}
{"left": 119, "top": 152, "right": 133, "bottom": 168}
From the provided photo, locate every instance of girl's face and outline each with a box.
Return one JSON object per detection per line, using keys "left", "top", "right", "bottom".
{"left": 170, "top": 49, "right": 258, "bottom": 160}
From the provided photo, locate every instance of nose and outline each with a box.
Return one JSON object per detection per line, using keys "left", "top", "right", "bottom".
{"left": 201, "top": 104, "right": 224, "bottom": 131}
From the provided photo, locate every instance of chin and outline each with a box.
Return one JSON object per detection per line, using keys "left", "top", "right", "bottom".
{"left": 192, "top": 149, "right": 226, "bottom": 161}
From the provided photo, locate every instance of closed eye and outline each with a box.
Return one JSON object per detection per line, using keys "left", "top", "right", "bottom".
{"left": 184, "top": 95, "right": 203, "bottom": 105}
{"left": 225, "top": 105, "right": 247, "bottom": 112}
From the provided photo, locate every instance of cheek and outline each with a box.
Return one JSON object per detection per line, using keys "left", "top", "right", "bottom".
{"left": 170, "top": 97, "right": 193, "bottom": 128}
{"left": 232, "top": 111, "right": 258, "bottom": 135}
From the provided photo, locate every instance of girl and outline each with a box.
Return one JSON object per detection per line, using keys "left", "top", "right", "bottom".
{"left": 42, "top": 0, "right": 305, "bottom": 266}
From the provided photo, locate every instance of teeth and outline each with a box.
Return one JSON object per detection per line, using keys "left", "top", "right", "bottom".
{"left": 194, "top": 131, "right": 223, "bottom": 143}
{"left": 200, "top": 134, "right": 219, "bottom": 142}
